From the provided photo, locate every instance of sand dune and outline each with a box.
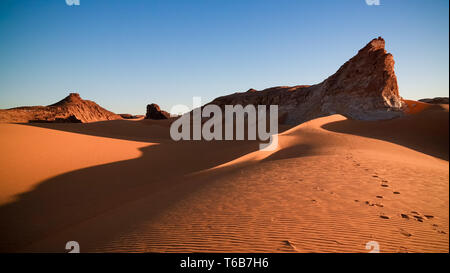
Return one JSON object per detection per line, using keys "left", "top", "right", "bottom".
{"left": 0, "top": 104, "right": 448, "bottom": 253}
{"left": 0, "top": 123, "right": 152, "bottom": 205}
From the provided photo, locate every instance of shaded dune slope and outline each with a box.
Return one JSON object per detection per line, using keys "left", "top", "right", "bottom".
{"left": 0, "top": 105, "right": 447, "bottom": 253}
{"left": 322, "top": 104, "right": 449, "bottom": 160}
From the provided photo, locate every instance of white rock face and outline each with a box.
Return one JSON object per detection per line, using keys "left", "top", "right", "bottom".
{"left": 208, "top": 37, "right": 405, "bottom": 125}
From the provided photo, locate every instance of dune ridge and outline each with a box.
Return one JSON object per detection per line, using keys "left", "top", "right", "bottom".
{"left": 0, "top": 104, "right": 447, "bottom": 253}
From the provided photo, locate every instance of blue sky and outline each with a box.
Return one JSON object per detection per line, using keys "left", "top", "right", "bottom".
{"left": 0, "top": 0, "right": 448, "bottom": 114}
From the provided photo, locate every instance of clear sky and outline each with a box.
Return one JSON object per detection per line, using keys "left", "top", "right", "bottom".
{"left": 0, "top": 0, "right": 448, "bottom": 114}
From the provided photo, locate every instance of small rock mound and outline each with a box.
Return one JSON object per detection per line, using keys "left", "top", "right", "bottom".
{"left": 145, "top": 103, "right": 170, "bottom": 120}
{"left": 119, "top": 114, "right": 144, "bottom": 119}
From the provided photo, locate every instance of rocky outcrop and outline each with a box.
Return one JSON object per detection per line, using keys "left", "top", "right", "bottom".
{"left": 119, "top": 114, "right": 145, "bottom": 119}
{"left": 419, "top": 97, "right": 449, "bottom": 104}
{"left": 208, "top": 37, "right": 405, "bottom": 124}
{"left": 0, "top": 93, "right": 122, "bottom": 123}
{"left": 145, "top": 103, "right": 170, "bottom": 120}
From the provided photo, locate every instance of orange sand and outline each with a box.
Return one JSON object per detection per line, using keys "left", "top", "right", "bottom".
{"left": 0, "top": 105, "right": 448, "bottom": 253}
{"left": 403, "top": 99, "right": 432, "bottom": 114}
{"left": 0, "top": 124, "right": 152, "bottom": 205}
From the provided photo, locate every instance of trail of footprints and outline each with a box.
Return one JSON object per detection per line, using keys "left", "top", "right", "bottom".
{"left": 345, "top": 153, "right": 447, "bottom": 237}
{"left": 298, "top": 153, "right": 447, "bottom": 252}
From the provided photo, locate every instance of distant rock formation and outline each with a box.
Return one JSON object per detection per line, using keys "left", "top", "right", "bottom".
{"left": 419, "top": 97, "right": 449, "bottom": 104}
{"left": 0, "top": 93, "right": 122, "bottom": 123}
{"left": 208, "top": 37, "right": 405, "bottom": 124}
{"left": 119, "top": 113, "right": 145, "bottom": 119}
{"left": 145, "top": 103, "right": 170, "bottom": 120}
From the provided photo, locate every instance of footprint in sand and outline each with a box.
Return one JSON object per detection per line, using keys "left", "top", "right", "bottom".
{"left": 313, "top": 186, "right": 324, "bottom": 192}
{"left": 365, "top": 201, "right": 383, "bottom": 207}
{"left": 376, "top": 196, "right": 383, "bottom": 199}
{"left": 399, "top": 228, "right": 412, "bottom": 237}
{"left": 380, "top": 215, "right": 390, "bottom": 219}
{"left": 397, "top": 246, "right": 409, "bottom": 253}
{"left": 393, "top": 191, "right": 400, "bottom": 194}
{"left": 381, "top": 184, "right": 389, "bottom": 188}
{"left": 282, "top": 240, "right": 300, "bottom": 252}
{"left": 431, "top": 224, "right": 447, "bottom": 235}
{"left": 403, "top": 211, "right": 434, "bottom": 223}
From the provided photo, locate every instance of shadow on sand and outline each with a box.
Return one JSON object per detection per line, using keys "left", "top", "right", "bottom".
{"left": 1, "top": 107, "right": 447, "bottom": 252}
{"left": 322, "top": 105, "right": 449, "bottom": 161}
{"left": 0, "top": 121, "right": 262, "bottom": 252}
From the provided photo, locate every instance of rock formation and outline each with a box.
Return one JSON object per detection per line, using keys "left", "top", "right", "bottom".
{"left": 207, "top": 37, "right": 405, "bottom": 124}
{"left": 119, "top": 114, "right": 145, "bottom": 119}
{"left": 145, "top": 103, "right": 170, "bottom": 120}
{"left": 419, "top": 97, "right": 449, "bottom": 104}
{"left": 0, "top": 93, "right": 122, "bottom": 123}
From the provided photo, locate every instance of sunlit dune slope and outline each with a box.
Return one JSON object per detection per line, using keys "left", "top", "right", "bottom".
{"left": 0, "top": 104, "right": 448, "bottom": 253}
{"left": 0, "top": 124, "right": 152, "bottom": 205}
{"left": 91, "top": 110, "right": 447, "bottom": 253}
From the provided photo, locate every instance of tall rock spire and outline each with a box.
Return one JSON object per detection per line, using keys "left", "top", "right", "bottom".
{"left": 320, "top": 37, "right": 404, "bottom": 120}
{"left": 208, "top": 37, "right": 405, "bottom": 124}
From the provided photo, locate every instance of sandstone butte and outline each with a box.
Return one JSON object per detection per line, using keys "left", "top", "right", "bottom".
{"left": 0, "top": 93, "right": 121, "bottom": 123}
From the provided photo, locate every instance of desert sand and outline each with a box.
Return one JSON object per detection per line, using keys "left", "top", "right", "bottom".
{"left": 0, "top": 103, "right": 447, "bottom": 253}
